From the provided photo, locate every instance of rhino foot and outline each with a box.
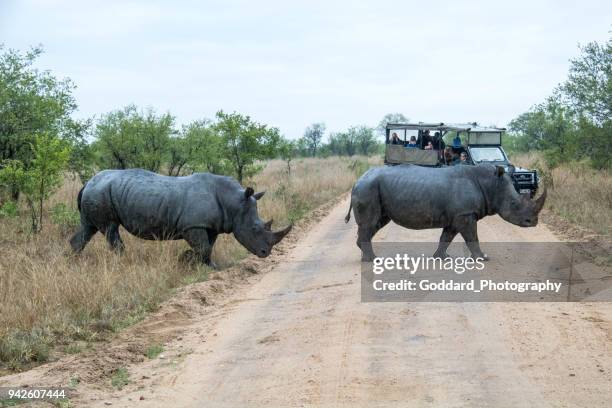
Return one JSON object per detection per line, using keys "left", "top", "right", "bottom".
{"left": 180, "top": 250, "right": 220, "bottom": 269}
{"left": 433, "top": 251, "right": 451, "bottom": 259}
{"left": 361, "top": 253, "right": 375, "bottom": 262}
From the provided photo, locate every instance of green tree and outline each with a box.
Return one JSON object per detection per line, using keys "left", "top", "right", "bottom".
{"left": 561, "top": 37, "right": 611, "bottom": 124}
{"left": 0, "top": 133, "right": 71, "bottom": 232}
{"left": 294, "top": 137, "right": 310, "bottom": 157}
{"left": 0, "top": 46, "right": 76, "bottom": 198}
{"left": 0, "top": 160, "right": 27, "bottom": 206}
{"left": 353, "top": 126, "right": 377, "bottom": 155}
{"left": 508, "top": 98, "right": 579, "bottom": 168}
{"left": 93, "top": 105, "right": 175, "bottom": 172}
{"left": 326, "top": 133, "right": 344, "bottom": 156}
{"left": 214, "top": 111, "right": 281, "bottom": 183}
{"left": 303, "top": 123, "right": 325, "bottom": 157}
{"left": 180, "top": 120, "right": 226, "bottom": 174}
{"left": 64, "top": 118, "right": 94, "bottom": 184}
{"left": 337, "top": 130, "right": 357, "bottom": 156}
{"left": 278, "top": 137, "right": 297, "bottom": 175}
{"left": 376, "top": 113, "right": 409, "bottom": 135}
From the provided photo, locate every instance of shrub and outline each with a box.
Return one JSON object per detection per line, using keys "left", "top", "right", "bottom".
{"left": 0, "top": 201, "right": 18, "bottom": 218}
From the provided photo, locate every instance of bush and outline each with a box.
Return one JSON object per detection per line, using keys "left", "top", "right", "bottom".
{"left": 0, "top": 201, "right": 18, "bottom": 218}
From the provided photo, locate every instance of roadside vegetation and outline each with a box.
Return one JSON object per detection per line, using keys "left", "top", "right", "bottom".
{"left": 512, "top": 152, "right": 611, "bottom": 237}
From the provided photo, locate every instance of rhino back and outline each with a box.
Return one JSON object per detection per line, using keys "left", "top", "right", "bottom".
{"left": 81, "top": 169, "right": 231, "bottom": 239}
{"left": 360, "top": 165, "right": 487, "bottom": 228}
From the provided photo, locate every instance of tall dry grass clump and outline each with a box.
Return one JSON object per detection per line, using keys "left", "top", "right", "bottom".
{"left": 512, "top": 152, "right": 611, "bottom": 236}
{"left": 0, "top": 156, "right": 378, "bottom": 370}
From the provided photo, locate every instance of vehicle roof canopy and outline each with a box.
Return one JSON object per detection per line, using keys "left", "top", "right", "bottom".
{"left": 386, "top": 122, "right": 506, "bottom": 133}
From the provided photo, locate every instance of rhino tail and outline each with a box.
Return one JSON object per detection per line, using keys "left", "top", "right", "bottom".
{"left": 77, "top": 183, "right": 86, "bottom": 212}
{"left": 344, "top": 198, "right": 353, "bottom": 223}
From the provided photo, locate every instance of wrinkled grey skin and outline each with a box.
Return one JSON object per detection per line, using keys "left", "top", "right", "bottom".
{"left": 70, "top": 169, "right": 292, "bottom": 266}
{"left": 345, "top": 165, "right": 546, "bottom": 261}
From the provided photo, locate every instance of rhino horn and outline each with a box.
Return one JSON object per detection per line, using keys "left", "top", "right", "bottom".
{"left": 264, "top": 218, "right": 273, "bottom": 231}
{"left": 254, "top": 191, "right": 265, "bottom": 200}
{"left": 534, "top": 186, "right": 547, "bottom": 213}
{"left": 269, "top": 224, "right": 292, "bottom": 245}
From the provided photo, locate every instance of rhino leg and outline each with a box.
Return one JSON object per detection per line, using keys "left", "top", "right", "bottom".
{"left": 357, "top": 225, "right": 376, "bottom": 262}
{"left": 458, "top": 219, "right": 487, "bottom": 260}
{"left": 353, "top": 192, "right": 388, "bottom": 262}
{"left": 105, "top": 223, "right": 125, "bottom": 253}
{"left": 434, "top": 226, "right": 458, "bottom": 258}
{"left": 206, "top": 230, "right": 218, "bottom": 269}
{"left": 70, "top": 223, "right": 98, "bottom": 253}
{"left": 184, "top": 228, "right": 216, "bottom": 267}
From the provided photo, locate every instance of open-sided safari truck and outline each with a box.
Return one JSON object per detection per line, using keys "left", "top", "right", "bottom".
{"left": 384, "top": 122, "right": 539, "bottom": 196}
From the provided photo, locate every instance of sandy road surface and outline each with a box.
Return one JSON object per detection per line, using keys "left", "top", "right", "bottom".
{"left": 76, "top": 196, "right": 611, "bottom": 408}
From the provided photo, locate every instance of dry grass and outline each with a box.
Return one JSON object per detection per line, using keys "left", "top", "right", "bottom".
{"left": 0, "top": 156, "right": 380, "bottom": 369}
{"left": 512, "top": 152, "right": 611, "bottom": 237}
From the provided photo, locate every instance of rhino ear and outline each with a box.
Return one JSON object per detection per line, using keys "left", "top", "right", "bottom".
{"left": 495, "top": 166, "right": 505, "bottom": 177}
{"left": 253, "top": 191, "right": 265, "bottom": 200}
{"left": 244, "top": 187, "right": 255, "bottom": 200}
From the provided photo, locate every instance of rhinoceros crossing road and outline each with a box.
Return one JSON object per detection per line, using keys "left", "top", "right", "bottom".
{"left": 92, "top": 196, "right": 611, "bottom": 408}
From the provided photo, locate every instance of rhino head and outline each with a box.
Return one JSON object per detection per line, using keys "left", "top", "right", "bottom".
{"left": 232, "top": 187, "right": 292, "bottom": 257}
{"left": 493, "top": 166, "right": 547, "bottom": 227}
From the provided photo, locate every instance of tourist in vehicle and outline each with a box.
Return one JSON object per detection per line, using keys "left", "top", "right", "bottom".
{"left": 443, "top": 146, "right": 453, "bottom": 164}
{"left": 450, "top": 150, "right": 461, "bottom": 165}
{"left": 422, "top": 130, "right": 432, "bottom": 147}
{"left": 432, "top": 131, "right": 443, "bottom": 150}
{"left": 452, "top": 151, "right": 469, "bottom": 165}
{"left": 390, "top": 132, "right": 402, "bottom": 145}
{"left": 406, "top": 136, "right": 418, "bottom": 148}
{"left": 453, "top": 134, "right": 462, "bottom": 147}
{"left": 424, "top": 141, "right": 433, "bottom": 150}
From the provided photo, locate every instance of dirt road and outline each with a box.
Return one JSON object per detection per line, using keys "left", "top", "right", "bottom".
{"left": 73, "top": 196, "right": 608, "bottom": 408}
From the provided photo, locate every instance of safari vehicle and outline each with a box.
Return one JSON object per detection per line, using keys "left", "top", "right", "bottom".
{"left": 384, "top": 122, "right": 539, "bottom": 196}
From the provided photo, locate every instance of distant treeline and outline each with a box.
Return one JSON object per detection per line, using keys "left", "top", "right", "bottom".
{"left": 504, "top": 35, "right": 610, "bottom": 169}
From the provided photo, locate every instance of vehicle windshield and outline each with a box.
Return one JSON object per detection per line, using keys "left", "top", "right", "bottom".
{"left": 469, "top": 147, "right": 507, "bottom": 163}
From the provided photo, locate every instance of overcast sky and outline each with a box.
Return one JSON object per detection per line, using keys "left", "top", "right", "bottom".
{"left": 1, "top": 0, "right": 610, "bottom": 138}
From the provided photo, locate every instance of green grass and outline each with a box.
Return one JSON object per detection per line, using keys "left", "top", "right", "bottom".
{"left": 181, "top": 265, "right": 210, "bottom": 285}
{"left": 69, "top": 376, "right": 80, "bottom": 388}
{"left": 145, "top": 344, "right": 164, "bottom": 359}
{"left": 0, "top": 329, "right": 51, "bottom": 370}
{"left": 53, "top": 399, "right": 73, "bottom": 408}
{"left": 110, "top": 367, "right": 129, "bottom": 390}
{"left": 0, "top": 398, "right": 28, "bottom": 407}
{"left": 64, "top": 343, "right": 83, "bottom": 355}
